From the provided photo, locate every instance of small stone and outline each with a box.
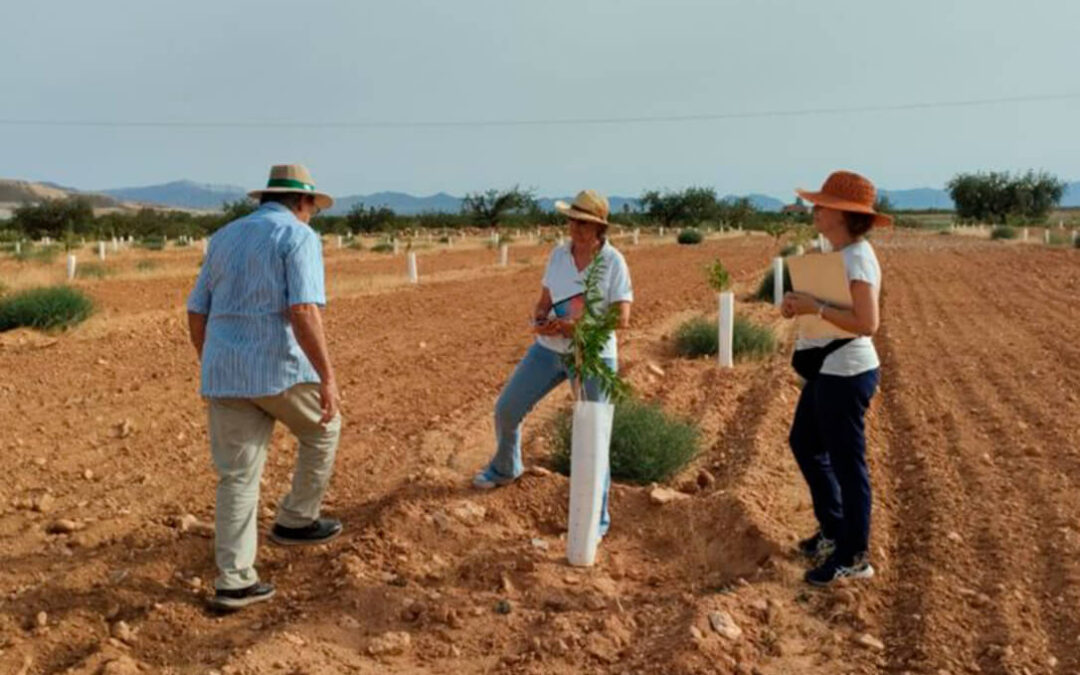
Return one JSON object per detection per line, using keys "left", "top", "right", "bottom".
{"left": 35, "top": 611, "right": 48, "bottom": 628}
{"left": 46, "top": 519, "right": 83, "bottom": 534}
{"left": 176, "top": 514, "right": 214, "bottom": 538}
{"left": 115, "top": 419, "right": 134, "bottom": 439}
{"left": 449, "top": 501, "right": 486, "bottom": 526}
{"left": 431, "top": 510, "right": 451, "bottom": 531}
{"left": 100, "top": 656, "right": 142, "bottom": 675}
{"left": 689, "top": 625, "right": 704, "bottom": 640}
{"left": 708, "top": 611, "right": 742, "bottom": 641}
{"left": 649, "top": 486, "right": 690, "bottom": 505}
{"left": 32, "top": 493, "right": 55, "bottom": 513}
{"left": 83, "top": 469, "right": 94, "bottom": 481}
{"left": 527, "top": 465, "right": 552, "bottom": 477}
{"left": 646, "top": 362, "right": 665, "bottom": 377}
{"left": 530, "top": 537, "right": 549, "bottom": 551}
{"left": 855, "top": 633, "right": 885, "bottom": 651}
{"left": 368, "top": 631, "right": 411, "bottom": 656}
{"left": 111, "top": 620, "right": 136, "bottom": 645}
{"left": 495, "top": 600, "right": 512, "bottom": 615}
{"left": 946, "top": 531, "right": 963, "bottom": 543}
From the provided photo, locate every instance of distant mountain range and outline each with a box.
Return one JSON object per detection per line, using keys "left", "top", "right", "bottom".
{"left": 6, "top": 177, "right": 1080, "bottom": 214}
{"left": 96, "top": 180, "right": 794, "bottom": 214}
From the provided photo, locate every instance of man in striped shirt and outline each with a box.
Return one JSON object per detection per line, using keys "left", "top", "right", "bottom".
{"left": 187, "top": 164, "right": 342, "bottom": 611}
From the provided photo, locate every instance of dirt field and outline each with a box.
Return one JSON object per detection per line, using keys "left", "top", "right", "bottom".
{"left": 1, "top": 230, "right": 1078, "bottom": 674}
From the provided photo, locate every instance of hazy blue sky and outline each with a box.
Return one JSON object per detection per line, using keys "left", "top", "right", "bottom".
{"left": 2, "top": 0, "right": 1078, "bottom": 199}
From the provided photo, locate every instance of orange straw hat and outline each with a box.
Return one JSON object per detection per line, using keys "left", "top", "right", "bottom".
{"left": 795, "top": 170, "right": 892, "bottom": 228}
{"left": 248, "top": 164, "right": 334, "bottom": 211}
{"left": 554, "top": 190, "right": 610, "bottom": 226}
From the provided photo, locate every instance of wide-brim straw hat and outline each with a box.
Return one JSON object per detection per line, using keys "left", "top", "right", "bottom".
{"left": 554, "top": 189, "right": 610, "bottom": 226}
{"left": 248, "top": 164, "right": 334, "bottom": 210}
{"left": 795, "top": 170, "right": 892, "bottom": 228}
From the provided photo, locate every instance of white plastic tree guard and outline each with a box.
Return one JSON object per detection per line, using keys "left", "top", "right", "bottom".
{"left": 200, "top": 238, "right": 207, "bottom": 254}
{"left": 407, "top": 251, "right": 418, "bottom": 283}
{"left": 772, "top": 257, "right": 784, "bottom": 307}
{"left": 392, "top": 239, "right": 400, "bottom": 255}
{"left": 817, "top": 234, "right": 831, "bottom": 253}
{"left": 558, "top": 236, "right": 565, "bottom": 247}
{"left": 567, "top": 400, "right": 613, "bottom": 567}
{"left": 446, "top": 236, "right": 453, "bottom": 248}
{"left": 110, "top": 237, "right": 119, "bottom": 253}
{"left": 718, "top": 291, "right": 734, "bottom": 368}
{"left": 491, "top": 231, "right": 499, "bottom": 246}
{"left": 659, "top": 226, "right": 665, "bottom": 237}
{"left": 632, "top": 228, "right": 640, "bottom": 245}
{"left": 66, "top": 254, "right": 77, "bottom": 280}
{"left": 498, "top": 243, "right": 509, "bottom": 267}
{"left": 98, "top": 241, "right": 106, "bottom": 260}
{"left": 336, "top": 235, "right": 343, "bottom": 249}
{"left": 1044, "top": 229, "right": 1051, "bottom": 245}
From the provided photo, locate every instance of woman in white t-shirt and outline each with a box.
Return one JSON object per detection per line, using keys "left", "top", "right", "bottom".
{"left": 472, "top": 190, "right": 633, "bottom": 538}
{"left": 779, "top": 170, "right": 888, "bottom": 587}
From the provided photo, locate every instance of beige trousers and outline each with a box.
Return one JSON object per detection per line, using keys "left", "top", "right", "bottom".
{"left": 208, "top": 383, "right": 341, "bottom": 590}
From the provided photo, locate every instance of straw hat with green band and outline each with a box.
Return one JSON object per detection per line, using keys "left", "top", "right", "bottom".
{"left": 248, "top": 164, "right": 334, "bottom": 210}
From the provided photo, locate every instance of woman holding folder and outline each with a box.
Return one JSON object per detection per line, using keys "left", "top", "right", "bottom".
{"left": 780, "top": 170, "right": 890, "bottom": 586}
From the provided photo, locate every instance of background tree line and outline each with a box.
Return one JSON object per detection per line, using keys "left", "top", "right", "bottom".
{"left": 1, "top": 171, "right": 1070, "bottom": 242}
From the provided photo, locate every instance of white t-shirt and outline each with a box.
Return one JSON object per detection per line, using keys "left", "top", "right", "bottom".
{"left": 536, "top": 241, "right": 634, "bottom": 360}
{"left": 794, "top": 239, "right": 881, "bottom": 377}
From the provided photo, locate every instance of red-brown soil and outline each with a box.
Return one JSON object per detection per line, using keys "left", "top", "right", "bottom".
{"left": 1, "top": 231, "right": 1077, "bottom": 674}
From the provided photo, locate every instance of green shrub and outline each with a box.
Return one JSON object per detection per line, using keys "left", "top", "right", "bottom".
{"left": 732, "top": 317, "right": 777, "bottom": 359}
{"left": 550, "top": 398, "right": 700, "bottom": 484}
{"left": 348, "top": 239, "right": 365, "bottom": 251}
{"left": 674, "top": 317, "right": 717, "bottom": 358}
{"left": 135, "top": 259, "right": 160, "bottom": 272}
{"left": 78, "top": 262, "right": 111, "bottom": 279}
{"left": 753, "top": 263, "right": 792, "bottom": 302}
{"left": 438, "top": 235, "right": 451, "bottom": 244}
{"left": 674, "top": 316, "right": 776, "bottom": 360}
{"left": 0, "top": 286, "right": 94, "bottom": 332}
{"left": 1047, "top": 231, "right": 1072, "bottom": 247}
{"left": 371, "top": 241, "right": 394, "bottom": 253}
{"left": 990, "top": 225, "right": 1017, "bottom": 240}
{"left": 138, "top": 237, "right": 166, "bottom": 251}
{"left": 779, "top": 244, "right": 801, "bottom": 257}
{"left": 677, "top": 229, "right": 704, "bottom": 245}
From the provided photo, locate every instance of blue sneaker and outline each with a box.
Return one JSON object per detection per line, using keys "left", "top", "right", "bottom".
{"left": 471, "top": 467, "right": 519, "bottom": 490}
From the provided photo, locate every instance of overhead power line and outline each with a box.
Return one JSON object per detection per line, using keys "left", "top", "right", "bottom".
{"left": 0, "top": 92, "right": 1077, "bottom": 130}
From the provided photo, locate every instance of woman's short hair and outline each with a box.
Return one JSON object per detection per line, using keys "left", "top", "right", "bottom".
{"left": 844, "top": 211, "right": 875, "bottom": 238}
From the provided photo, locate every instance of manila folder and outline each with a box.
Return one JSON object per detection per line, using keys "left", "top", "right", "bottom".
{"left": 785, "top": 252, "right": 857, "bottom": 340}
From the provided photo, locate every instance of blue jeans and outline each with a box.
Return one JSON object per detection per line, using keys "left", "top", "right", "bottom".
{"left": 487, "top": 342, "right": 615, "bottom": 534}
{"left": 789, "top": 369, "right": 880, "bottom": 563}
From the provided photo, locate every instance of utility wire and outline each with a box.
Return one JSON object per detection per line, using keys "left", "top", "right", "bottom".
{"left": 0, "top": 92, "right": 1077, "bottom": 130}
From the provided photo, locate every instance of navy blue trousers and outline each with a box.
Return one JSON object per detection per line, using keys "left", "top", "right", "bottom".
{"left": 789, "top": 369, "right": 879, "bottom": 562}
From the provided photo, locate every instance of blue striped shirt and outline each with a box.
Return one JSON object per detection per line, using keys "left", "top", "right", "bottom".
{"left": 187, "top": 202, "right": 325, "bottom": 398}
